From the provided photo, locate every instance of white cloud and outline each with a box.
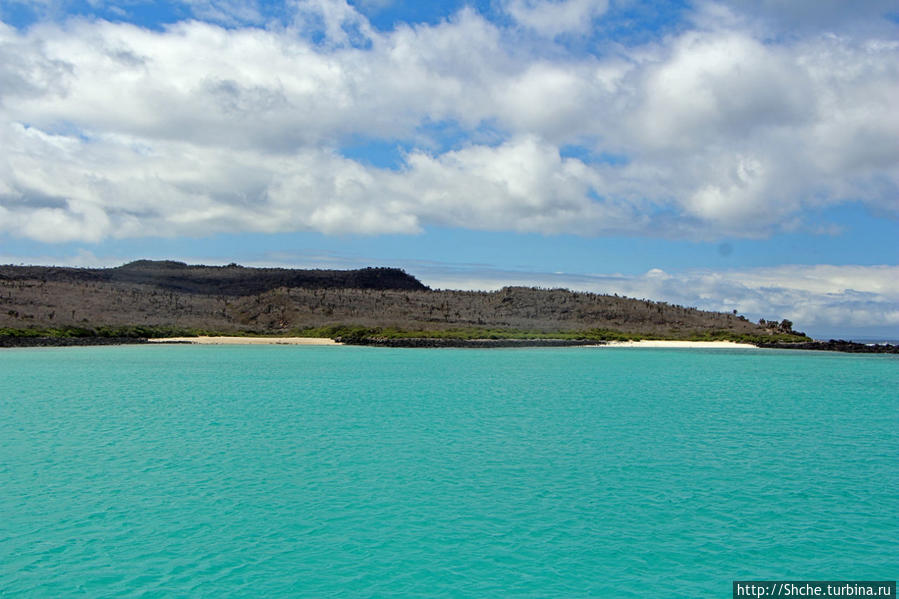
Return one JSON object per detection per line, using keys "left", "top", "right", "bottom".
{"left": 290, "top": 0, "right": 374, "bottom": 47}
{"left": 503, "top": 0, "right": 609, "bottom": 37}
{"left": 633, "top": 32, "right": 811, "bottom": 150}
{"left": 395, "top": 137, "right": 638, "bottom": 234}
{"left": 0, "top": 1, "right": 896, "bottom": 242}
{"left": 601, "top": 29, "right": 899, "bottom": 235}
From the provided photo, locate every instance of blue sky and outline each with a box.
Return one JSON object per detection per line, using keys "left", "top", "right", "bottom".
{"left": 0, "top": 0, "right": 897, "bottom": 339}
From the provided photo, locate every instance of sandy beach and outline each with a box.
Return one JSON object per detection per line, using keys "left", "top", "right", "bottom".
{"left": 147, "top": 336, "right": 341, "bottom": 345}
{"left": 602, "top": 340, "right": 759, "bottom": 349}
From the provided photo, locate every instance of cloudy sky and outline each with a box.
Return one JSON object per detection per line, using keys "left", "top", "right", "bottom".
{"left": 1, "top": 0, "right": 897, "bottom": 339}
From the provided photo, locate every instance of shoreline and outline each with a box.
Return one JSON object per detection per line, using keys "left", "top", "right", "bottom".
{"left": 2, "top": 335, "right": 895, "bottom": 353}
{"left": 600, "top": 340, "right": 758, "bottom": 349}
{"left": 146, "top": 336, "right": 341, "bottom": 345}
{"left": 335, "top": 337, "right": 760, "bottom": 349}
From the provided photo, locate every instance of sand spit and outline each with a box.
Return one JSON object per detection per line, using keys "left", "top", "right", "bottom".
{"left": 602, "top": 340, "right": 759, "bottom": 349}
{"left": 147, "top": 336, "right": 341, "bottom": 345}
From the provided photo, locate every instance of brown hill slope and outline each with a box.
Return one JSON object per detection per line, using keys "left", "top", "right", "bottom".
{"left": 0, "top": 261, "right": 796, "bottom": 338}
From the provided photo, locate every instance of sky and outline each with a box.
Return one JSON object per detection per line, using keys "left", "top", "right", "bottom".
{"left": 0, "top": 0, "right": 897, "bottom": 339}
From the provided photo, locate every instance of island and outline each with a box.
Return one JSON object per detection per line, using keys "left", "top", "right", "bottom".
{"left": 0, "top": 260, "right": 894, "bottom": 353}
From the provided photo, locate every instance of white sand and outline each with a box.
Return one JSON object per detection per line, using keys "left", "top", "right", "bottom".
{"left": 147, "top": 336, "right": 341, "bottom": 345}
{"left": 601, "top": 340, "right": 758, "bottom": 349}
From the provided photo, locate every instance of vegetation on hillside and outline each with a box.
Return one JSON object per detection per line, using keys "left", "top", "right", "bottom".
{"left": 0, "top": 261, "right": 810, "bottom": 342}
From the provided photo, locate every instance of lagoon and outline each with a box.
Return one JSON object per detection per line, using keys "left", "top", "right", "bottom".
{"left": 1, "top": 345, "right": 896, "bottom": 597}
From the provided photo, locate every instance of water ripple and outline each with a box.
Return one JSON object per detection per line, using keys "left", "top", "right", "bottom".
{"left": 1, "top": 346, "right": 896, "bottom": 596}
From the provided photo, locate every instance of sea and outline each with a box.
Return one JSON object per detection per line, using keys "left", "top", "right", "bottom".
{"left": 1, "top": 345, "right": 896, "bottom": 597}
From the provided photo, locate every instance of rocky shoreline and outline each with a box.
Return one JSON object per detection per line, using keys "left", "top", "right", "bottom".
{"left": 0, "top": 336, "right": 150, "bottom": 348}
{"left": 755, "top": 339, "right": 899, "bottom": 353}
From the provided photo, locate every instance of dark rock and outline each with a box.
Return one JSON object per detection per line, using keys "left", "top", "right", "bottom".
{"left": 755, "top": 339, "right": 899, "bottom": 354}
{"left": 0, "top": 336, "right": 149, "bottom": 348}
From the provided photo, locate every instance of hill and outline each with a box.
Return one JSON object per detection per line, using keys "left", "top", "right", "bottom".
{"left": 0, "top": 260, "right": 428, "bottom": 295}
{"left": 0, "top": 260, "right": 804, "bottom": 343}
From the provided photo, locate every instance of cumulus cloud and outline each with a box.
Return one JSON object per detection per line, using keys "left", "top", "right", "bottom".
{"left": 291, "top": 0, "right": 375, "bottom": 47}
{"left": 395, "top": 137, "right": 638, "bottom": 234}
{"left": 503, "top": 0, "right": 610, "bottom": 37}
{"left": 0, "top": 1, "right": 896, "bottom": 243}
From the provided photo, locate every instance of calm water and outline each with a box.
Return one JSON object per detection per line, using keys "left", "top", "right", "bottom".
{"left": 1, "top": 345, "right": 896, "bottom": 597}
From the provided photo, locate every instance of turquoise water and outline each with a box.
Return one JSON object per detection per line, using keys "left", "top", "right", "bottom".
{"left": 1, "top": 345, "right": 896, "bottom": 597}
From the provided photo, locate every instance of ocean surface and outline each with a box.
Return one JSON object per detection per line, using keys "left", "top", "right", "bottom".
{"left": 1, "top": 345, "right": 896, "bottom": 597}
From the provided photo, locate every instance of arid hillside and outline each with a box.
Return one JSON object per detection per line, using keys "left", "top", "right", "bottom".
{"left": 0, "top": 260, "right": 794, "bottom": 338}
